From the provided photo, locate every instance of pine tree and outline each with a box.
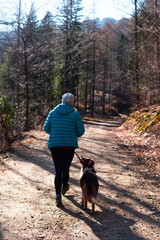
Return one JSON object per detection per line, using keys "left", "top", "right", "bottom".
{"left": 57, "top": 0, "right": 83, "bottom": 97}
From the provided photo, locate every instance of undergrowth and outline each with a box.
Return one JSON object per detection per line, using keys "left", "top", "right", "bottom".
{"left": 124, "top": 105, "right": 160, "bottom": 135}
{"left": 117, "top": 104, "right": 160, "bottom": 171}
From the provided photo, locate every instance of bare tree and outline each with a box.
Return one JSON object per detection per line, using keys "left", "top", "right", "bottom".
{"left": 154, "top": 0, "right": 160, "bottom": 93}
{"left": 135, "top": 0, "right": 140, "bottom": 106}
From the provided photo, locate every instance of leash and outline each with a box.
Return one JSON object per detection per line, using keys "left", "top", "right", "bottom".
{"left": 75, "top": 151, "right": 84, "bottom": 164}
{"left": 75, "top": 151, "right": 81, "bottom": 161}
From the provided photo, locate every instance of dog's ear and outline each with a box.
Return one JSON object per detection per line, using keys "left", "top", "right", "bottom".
{"left": 89, "top": 159, "right": 95, "bottom": 167}
{"left": 91, "top": 159, "right": 95, "bottom": 165}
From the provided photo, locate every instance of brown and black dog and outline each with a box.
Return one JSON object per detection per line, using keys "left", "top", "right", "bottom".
{"left": 80, "top": 157, "right": 99, "bottom": 214}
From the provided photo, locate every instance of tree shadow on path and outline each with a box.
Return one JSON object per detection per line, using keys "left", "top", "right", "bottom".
{"left": 7, "top": 118, "right": 159, "bottom": 239}
{"left": 61, "top": 195, "right": 146, "bottom": 240}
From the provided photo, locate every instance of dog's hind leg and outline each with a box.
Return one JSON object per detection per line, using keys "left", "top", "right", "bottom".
{"left": 92, "top": 203, "right": 95, "bottom": 214}
{"left": 81, "top": 194, "right": 87, "bottom": 209}
{"left": 84, "top": 198, "right": 87, "bottom": 209}
{"left": 81, "top": 194, "right": 84, "bottom": 207}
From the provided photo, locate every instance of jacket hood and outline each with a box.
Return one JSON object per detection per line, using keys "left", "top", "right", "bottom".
{"left": 54, "top": 103, "right": 74, "bottom": 115}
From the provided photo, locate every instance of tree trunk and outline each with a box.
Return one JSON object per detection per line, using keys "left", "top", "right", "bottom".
{"left": 0, "top": 114, "right": 11, "bottom": 150}
{"left": 91, "top": 21, "right": 96, "bottom": 118}
{"left": 135, "top": 0, "right": 140, "bottom": 106}
{"left": 108, "top": 71, "right": 112, "bottom": 115}
{"left": 154, "top": 0, "right": 160, "bottom": 97}
{"left": 15, "top": 0, "right": 21, "bottom": 132}
{"left": 24, "top": 43, "right": 29, "bottom": 131}
{"left": 102, "top": 61, "right": 107, "bottom": 116}
{"left": 84, "top": 49, "right": 89, "bottom": 113}
{"left": 84, "top": 75, "right": 88, "bottom": 113}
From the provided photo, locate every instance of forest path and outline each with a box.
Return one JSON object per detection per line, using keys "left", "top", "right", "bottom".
{"left": 0, "top": 117, "right": 160, "bottom": 240}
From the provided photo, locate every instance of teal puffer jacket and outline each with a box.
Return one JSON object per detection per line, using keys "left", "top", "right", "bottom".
{"left": 44, "top": 103, "right": 85, "bottom": 149}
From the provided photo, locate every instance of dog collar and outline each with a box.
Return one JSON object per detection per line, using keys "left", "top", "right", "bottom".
{"left": 83, "top": 167, "right": 95, "bottom": 173}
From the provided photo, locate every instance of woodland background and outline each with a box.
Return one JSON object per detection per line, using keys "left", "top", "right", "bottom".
{"left": 0, "top": 0, "right": 160, "bottom": 152}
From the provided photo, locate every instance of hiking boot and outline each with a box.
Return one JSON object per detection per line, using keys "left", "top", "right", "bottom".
{"left": 56, "top": 195, "right": 62, "bottom": 207}
{"left": 62, "top": 184, "right": 70, "bottom": 196}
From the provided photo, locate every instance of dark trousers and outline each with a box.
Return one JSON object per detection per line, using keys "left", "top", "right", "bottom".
{"left": 50, "top": 147, "right": 74, "bottom": 195}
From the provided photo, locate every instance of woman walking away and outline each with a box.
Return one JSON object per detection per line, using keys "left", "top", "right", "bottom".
{"left": 44, "top": 93, "right": 85, "bottom": 207}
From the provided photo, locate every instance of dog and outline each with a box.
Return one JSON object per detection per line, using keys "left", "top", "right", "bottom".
{"left": 80, "top": 157, "right": 99, "bottom": 214}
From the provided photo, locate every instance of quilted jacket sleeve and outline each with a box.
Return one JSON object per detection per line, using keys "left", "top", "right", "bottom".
{"left": 75, "top": 112, "right": 85, "bottom": 137}
{"left": 44, "top": 111, "right": 52, "bottom": 134}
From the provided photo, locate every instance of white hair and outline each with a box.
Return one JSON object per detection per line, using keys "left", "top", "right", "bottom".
{"left": 62, "top": 93, "right": 74, "bottom": 106}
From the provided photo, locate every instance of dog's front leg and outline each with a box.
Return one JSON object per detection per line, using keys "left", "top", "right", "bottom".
{"left": 81, "top": 194, "right": 84, "bottom": 207}
{"left": 84, "top": 198, "right": 87, "bottom": 209}
{"left": 92, "top": 203, "right": 95, "bottom": 214}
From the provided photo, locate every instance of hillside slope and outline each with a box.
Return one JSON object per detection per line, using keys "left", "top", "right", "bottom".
{"left": 116, "top": 105, "right": 160, "bottom": 173}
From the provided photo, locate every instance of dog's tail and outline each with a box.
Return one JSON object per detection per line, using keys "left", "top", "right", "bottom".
{"left": 91, "top": 197, "right": 98, "bottom": 204}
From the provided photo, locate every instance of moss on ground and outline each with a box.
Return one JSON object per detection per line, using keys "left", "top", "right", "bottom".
{"left": 124, "top": 105, "right": 160, "bottom": 135}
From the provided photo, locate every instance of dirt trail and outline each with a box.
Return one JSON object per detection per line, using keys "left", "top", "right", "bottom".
{"left": 0, "top": 118, "right": 160, "bottom": 240}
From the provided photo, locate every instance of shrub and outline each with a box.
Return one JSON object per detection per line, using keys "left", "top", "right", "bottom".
{"left": 0, "top": 96, "right": 15, "bottom": 152}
